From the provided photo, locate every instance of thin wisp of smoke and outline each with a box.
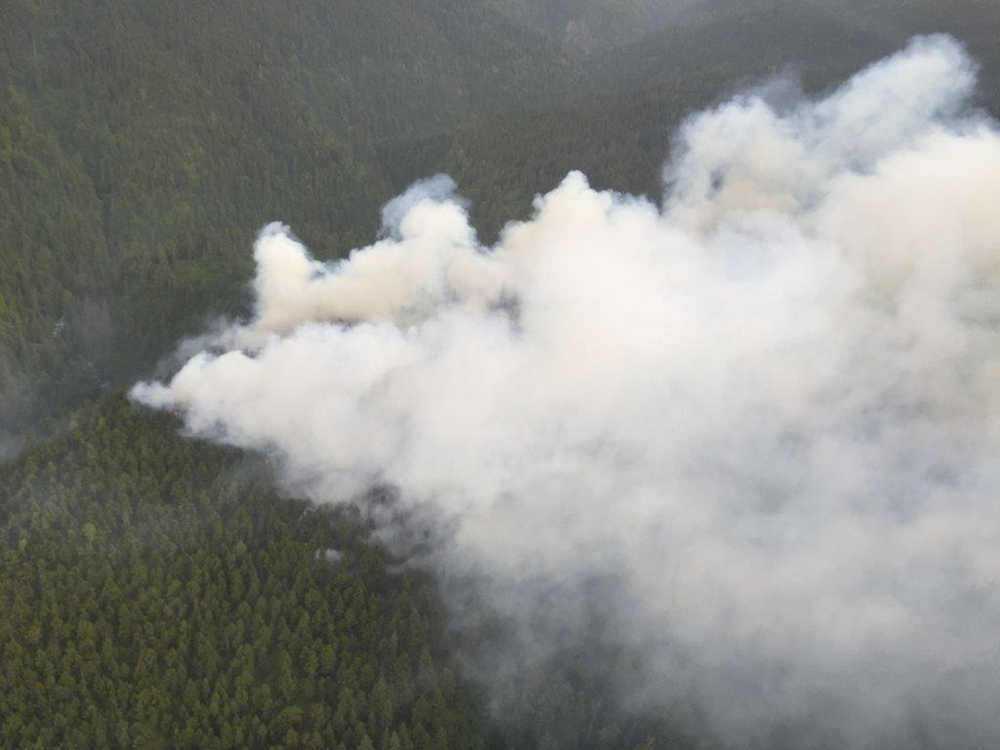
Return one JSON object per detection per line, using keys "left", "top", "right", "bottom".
{"left": 133, "top": 36, "right": 1000, "bottom": 748}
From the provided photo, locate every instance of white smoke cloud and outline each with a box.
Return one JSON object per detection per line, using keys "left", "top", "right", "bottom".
{"left": 133, "top": 36, "right": 1000, "bottom": 748}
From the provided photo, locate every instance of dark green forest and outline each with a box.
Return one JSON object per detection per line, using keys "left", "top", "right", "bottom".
{"left": 3, "top": 1, "right": 1000, "bottom": 747}
{"left": 0, "top": 397, "right": 703, "bottom": 749}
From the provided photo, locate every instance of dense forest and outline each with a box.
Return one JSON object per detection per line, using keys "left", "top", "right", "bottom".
{"left": 0, "top": 397, "right": 705, "bottom": 748}
{"left": 3, "top": 1, "right": 1000, "bottom": 748}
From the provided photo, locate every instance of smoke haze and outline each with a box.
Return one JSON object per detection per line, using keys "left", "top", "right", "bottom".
{"left": 133, "top": 36, "right": 1000, "bottom": 748}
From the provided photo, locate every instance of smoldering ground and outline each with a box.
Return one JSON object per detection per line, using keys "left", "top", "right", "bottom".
{"left": 133, "top": 36, "right": 1000, "bottom": 749}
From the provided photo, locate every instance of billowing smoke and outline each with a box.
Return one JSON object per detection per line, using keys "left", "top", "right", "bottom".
{"left": 133, "top": 36, "right": 1000, "bottom": 748}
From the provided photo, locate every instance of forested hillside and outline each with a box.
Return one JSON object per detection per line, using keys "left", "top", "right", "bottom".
{"left": 0, "top": 394, "right": 701, "bottom": 749}
{"left": 4, "top": 1, "right": 1000, "bottom": 748}
{"left": 581, "top": 0, "right": 1000, "bottom": 106}
{"left": 0, "top": 394, "right": 488, "bottom": 749}
{"left": 0, "top": 0, "right": 570, "bottom": 439}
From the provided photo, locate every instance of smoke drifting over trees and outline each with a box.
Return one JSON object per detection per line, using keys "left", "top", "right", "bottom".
{"left": 132, "top": 36, "right": 1000, "bottom": 749}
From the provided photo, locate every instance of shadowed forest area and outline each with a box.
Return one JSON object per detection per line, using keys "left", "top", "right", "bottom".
{"left": 3, "top": 1, "right": 1000, "bottom": 748}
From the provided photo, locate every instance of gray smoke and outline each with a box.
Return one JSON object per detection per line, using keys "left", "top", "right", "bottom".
{"left": 133, "top": 36, "right": 1000, "bottom": 748}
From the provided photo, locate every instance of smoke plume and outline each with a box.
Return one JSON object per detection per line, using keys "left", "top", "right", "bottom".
{"left": 133, "top": 36, "right": 1000, "bottom": 748}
